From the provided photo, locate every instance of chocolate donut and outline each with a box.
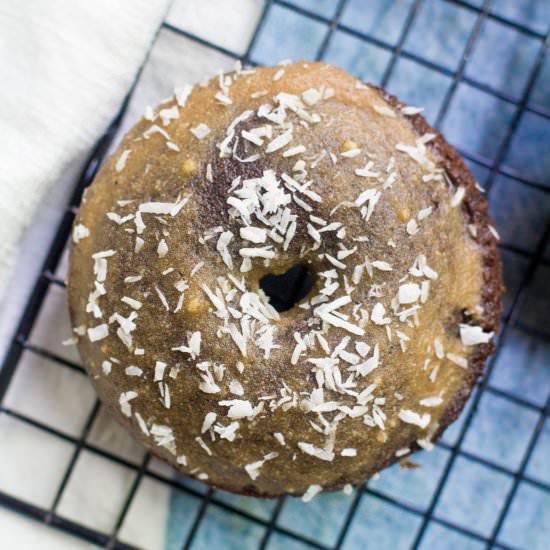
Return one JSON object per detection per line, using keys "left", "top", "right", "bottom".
{"left": 68, "top": 61, "right": 502, "bottom": 499}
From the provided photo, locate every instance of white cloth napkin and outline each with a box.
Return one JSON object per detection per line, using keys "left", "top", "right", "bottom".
{"left": 0, "top": 1, "right": 171, "bottom": 546}
{"left": 0, "top": 0, "right": 171, "bottom": 330}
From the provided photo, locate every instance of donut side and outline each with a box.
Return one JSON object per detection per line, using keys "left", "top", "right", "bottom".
{"left": 363, "top": 86, "right": 503, "bottom": 475}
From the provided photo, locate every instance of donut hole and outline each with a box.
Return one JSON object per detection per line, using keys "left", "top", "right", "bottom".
{"left": 260, "top": 265, "right": 314, "bottom": 312}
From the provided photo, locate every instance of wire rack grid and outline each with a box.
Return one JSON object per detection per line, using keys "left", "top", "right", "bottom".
{"left": 1, "top": 0, "right": 549, "bottom": 549}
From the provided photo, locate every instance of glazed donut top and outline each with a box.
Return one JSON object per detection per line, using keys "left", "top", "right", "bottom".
{"left": 68, "top": 61, "right": 500, "bottom": 498}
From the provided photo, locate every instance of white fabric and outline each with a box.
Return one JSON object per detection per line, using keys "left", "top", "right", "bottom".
{"left": 166, "top": 0, "right": 264, "bottom": 54}
{"left": 0, "top": 506, "right": 96, "bottom": 549}
{"left": 0, "top": 1, "right": 171, "bottom": 545}
{"left": 0, "top": 0, "right": 171, "bottom": 304}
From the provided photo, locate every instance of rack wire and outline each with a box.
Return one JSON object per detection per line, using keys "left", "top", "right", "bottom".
{"left": 1, "top": 0, "right": 549, "bottom": 548}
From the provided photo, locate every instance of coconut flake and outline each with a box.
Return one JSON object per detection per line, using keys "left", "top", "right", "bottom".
{"left": 154, "top": 284, "right": 170, "bottom": 311}
{"left": 417, "top": 437, "right": 434, "bottom": 451}
{"left": 121, "top": 296, "right": 142, "bottom": 310}
{"left": 355, "top": 160, "right": 380, "bottom": 178}
{"left": 174, "top": 84, "right": 193, "bottom": 107}
{"left": 244, "top": 452, "right": 278, "bottom": 480}
{"left": 371, "top": 303, "right": 390, "bottom": 325}
{"left": 266, "top": 128, "right": 293, "bottom": 153}
{"left": 190, "top": 262, "right": 204, "bottom": 277}
{"left": 373, "top": 103, "right": 396, "bottom": 117}
{"left": 125, "top": 366, "right": 143, "bottom": 377}
{"left": 134, "top": 412, "right": 149, "bottom": 436}
{"left": 172, "top": 331, "right": 202, "bottom": 359}
{"left": 176, "top": 454, "right": 188, "bottom": 466}
{"left": 191, "top": 123, "right": 211, "bottom": 140}
{"left": 219, "top": 399, "right": 256, "bottom": 419}
{"left": 138, "top": 197, "right": 189, "bottom": 217}
{"left": 242, "top": 130, "right": 264, "bottom": 146}
{"left": 398, "top": 409, "right": 431, "bottom": 429}
{"left": 216, "top": 231, "right": 234, "bottom": 269}
{"left": 157, "top": 239, "right": 169, "bottom": 258}
{"left": 151, "top": 424, "right": 175, "bottom": 452}
{"left": 119, "top": 391, "right": 137, "bottom": 417}
{"left": 302, "top": 88, "right": 322, "bottom": 106}
{"left": 459, "top": 324, "right": 494, "bottom": 346}
{"left": 451, "top": 186, "right": 466, "bottom": 208}
{"left": 215, "top": 91, "right": 232, "bottom": 106}
{"left": 143, "top": 125, "right": 171, "bottom": 141}
{"left": 341, "top": 148, "right": 361, "bottom": 158}
{"left": 419, "top": 396, "right": 443, "bottom": 407}
{"left": 195, "top": 436, "right": 213, "bottom": 456}
{"left": 302, "top": 484, "right": 323, "bottom": 502}
{"left": 488, "top": 225, "right": 500, "bottom": 241}
{"left": 88, "top": 324, "right": 108, "bottom": 342}
{"left": 447, "top": 352, "right": 468, "bottom": 368}
{"left": 229, "top": 379, "right": 244, "bottom": 396}
{"left": 73, "top": 224, "right": 90, "bottom": 243}
{"left": 273, "top": 68, "right": 285, "bottom": 81}
{"left": 115, "top": 149, "right": 131, "bottom": 173}
{"left": 401, "top": 105, "right": 424, "bottom": 115}
{"left": 398, "top": 283, "right": 421, "bottom": 304}
{"left": 201, "top": 412, "right": 217, "bottom": 433}
{"left": 298, "top": 442, "right": 335, "bottom": 461}
{"left": 406, "top": 219, "right": 419, "bottom": 235}
{"left": 418, "top": 206, "right": 433, "bottom": 220}
{"left": 341, "top": 448, "right": 357, "bottom": 457}
{"left": 107, "top": 212, "right": 134, "bottom": 225}
{"left": 372, "top": 260, "right": 392, "bottom": 271}
{"left": 239, "top": 246, "right": 276, "bottom": 259}
{"left": 240, "top": 226, "right": 267, "bottom": 244}
{"left": 283, "top": 145, "right": 306, "bottom": 157}
{"left": 159, "top": 106, "right": 179, "bottom": 126}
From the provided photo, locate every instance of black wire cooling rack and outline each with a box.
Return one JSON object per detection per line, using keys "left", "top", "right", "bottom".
{"left": 1, "top": 1, "right": 549, "bottom": 549}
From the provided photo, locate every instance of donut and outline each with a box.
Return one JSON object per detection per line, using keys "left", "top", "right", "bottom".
{"left": 68, "top": 61, "right": 502, "bottom": 499}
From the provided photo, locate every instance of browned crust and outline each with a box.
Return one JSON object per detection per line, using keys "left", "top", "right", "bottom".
{"left": 370, "top": 87, "right": 503, "bottom": 468}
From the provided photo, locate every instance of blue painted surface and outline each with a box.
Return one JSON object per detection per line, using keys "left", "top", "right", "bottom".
{"left": 491, "top": 328, "right": 550, "bottom": 408}
{"left": 386, "top": 57, "right": 453, "bottom": 124}
{"left": 341, "top": 0, "right": 415, "bottom": 45}
{"left": 404, "top": 0, "right": 478, "bottom": 71}
{"left": 462, "top": 391, "right": 540, "bottom": 470}
{"left": 283, "top": 0, "right": 340, "bottom": 18}
{"left": 466, "top": 18, "right": 541, "bottom": 99}
{"left": 324, "top": 30, "right": 392, "bottom": 84}
{"left": 435, "top": 457, "right": 514, "bottom": 537}
{"left": 420, "top": 522, "right": 485, "bottom": 550}
{"left": 165, "top": 491, "right": 201, "bottom": 550}
{"left": 342, "top": 494, "right": 422, "bottom": 549}
{"left": 249, "top": 3, "right": 327, "bottom": 64}
{"left": 276, "top": 489, "right": 353, "bottom": 546}
{"left": 499, "top": 482, "right": 550, "bottom": 550}
{"left": 505, "top": 112, "right": 550, "bottom": 184}
{"left": 369, "top": 446, "right": 450, "bottom": 510}
{"left": 441, "top": 83, "right": 518, "bottom": 160}
{"left": 214, "top": 489, "right": 276, "bottom": 521}
{"left": 188, "top": 504, "right": 266, "bottom": 550}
